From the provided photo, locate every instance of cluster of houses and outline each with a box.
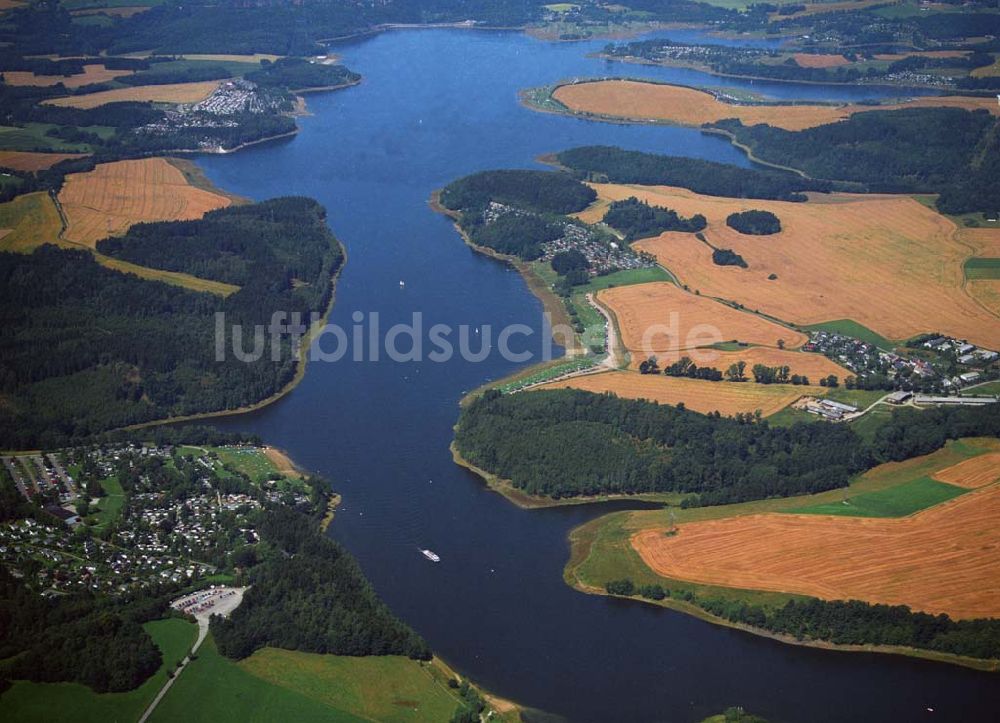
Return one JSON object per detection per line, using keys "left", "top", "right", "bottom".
{"left": 190, "top": 79, "right": 276, "bottom": 115}
{"left": 604, "top": 40, "right": 775, "bottom": 71}
{"left": 0, "top": 519, "right": 210, "bottom": 595}
{"left": 0, "top": 443, "right": 312, "bottom": 598}
{"left": 117, "top": 491, "right": 263, "bottom": 561}
{"left": 483, "top": 202, "right": 653, "bottom": 275}
{"left": 136, "top": 78, "right": 287, "bottom": 149}
{"left": 803, "top": 330, "right": 997, "bottom": 393}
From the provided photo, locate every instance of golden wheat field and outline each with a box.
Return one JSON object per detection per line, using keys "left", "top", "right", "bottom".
{"left": 632, "top": 482, "right": 1000, "bottom": 619}
{"left": 933, "top": 453, "right": 1000, "bottom": 489}
{"left": 0, "top": 150, "right": 89, "bottom": 171}
{"left": 792, "top": 53, "right": 850, "bottom": 68}
{"left": 59, "top": 158, "right": 231, "bottom": 247}
{"left": 680, "top": 346, "right": 850, "bottom": 383}
{"left": 551, "top": 80, "right": 1000, "bottom": 131}
{"left": 598, "top": 281, "right": 805, "bottom": 363}
{"left": 586, "top": 183, "right": 1000, "bottom": 348}
{"left": 969, "top": 280, "right": 1000, "bottom": 315}
{"left": 957, "top": 226, "right": 1000, "bottom": 257}
{"left": 536, "top": 371, "right": 806, "bottom": 417}
{"left": 43, "top": 80, "right": 221, "bottom": 109}
{"left": 3, "top": 63, "right": 134, "bottom": 88}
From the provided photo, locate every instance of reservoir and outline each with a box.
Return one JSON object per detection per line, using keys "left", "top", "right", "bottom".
{"left": 197, "top": 28, "right": 998, "bottom": 722}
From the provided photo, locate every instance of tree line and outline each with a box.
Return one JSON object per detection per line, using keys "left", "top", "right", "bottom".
{"left": 557, "top": 146, "right": 831, "bottom": 202}
{"left": 603, "top": 196, "right": 706, "bottom": 240}
{"left": 605, "top": 577, "right": 1000, "bottom": 661}
{"left": 714, "top": 107, "right": 1000, "bottom": 215}
{"left": 454, "top": 387, "right": 1000, "bottom": 504}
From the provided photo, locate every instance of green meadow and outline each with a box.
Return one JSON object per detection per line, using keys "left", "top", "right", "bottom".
{"left": 0, "top": 618, "right": 197, "bottom": 723}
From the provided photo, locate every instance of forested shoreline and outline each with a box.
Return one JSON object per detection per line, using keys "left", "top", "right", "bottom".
{"left": 0, "top": 198, "right": 344, "bottom": 448}
{"left": 604, "top": 578, "right": 1000, "bottom": 663}
{"left": 455, "top": 388, "right": 1000, "bottom": 504}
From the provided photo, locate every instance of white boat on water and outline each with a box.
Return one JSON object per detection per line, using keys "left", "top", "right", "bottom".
{"left": 420, "top": 548, "right": 440, "bottom": 563}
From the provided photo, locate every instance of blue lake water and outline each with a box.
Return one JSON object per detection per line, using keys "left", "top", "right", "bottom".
{"left": 196, "top": 28, "right": 997, "bottom": 722}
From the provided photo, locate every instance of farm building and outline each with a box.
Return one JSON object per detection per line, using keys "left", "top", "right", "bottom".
{"left": 914, "top": 395, "right": 997, "bottom": 406}
{"left": 887, "top": 391, "right": 913, "bottom": 405}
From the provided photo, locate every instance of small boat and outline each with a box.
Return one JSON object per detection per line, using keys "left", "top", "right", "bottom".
{"left": 420, "top": 548, "right": 440, "bottom": 563}
{"left": 399, "top": 280, "right": 405, "bottom": 288}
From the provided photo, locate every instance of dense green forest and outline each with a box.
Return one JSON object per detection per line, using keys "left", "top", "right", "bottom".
{"left": 440, "top": 169, "right": 596, "bottom": 215}
{"left": 0, "top": 198, "right": 343, "bottom": 448}
{"left": 456, "top": 388, "right": 862, "bottom": 503}
{"left": 455, "top": 388, "right": 1000, "bottom": 504}
{"left": 727, "top": 210, "right": 780, "bottom": 235}
{"left": 0, "top": 1, "right": 733, "bottom": 57}
{"left": 607, "top": 578, "right": 1000, "bottom": 661}
{"left": 557, "top": 146, "right": 830, "bottom": 201}
{"left": 712, "top": 248, "right": 748, "bottom": 268}
{"left": 247, "top": 58, "right": 360, "bottom": 90}
{"left": 603, "top": 197, "right": 706, "bottom": 240}
{"left": 439, "top": 170, "right": 596, "bottom": 260}
{"left": 715, "top": 108, "right": 1000, "bottom": 215}
{"left": 0, "top": 566, "right": 165, "bottom": 693}
{"left": 212, "top": 507, "right": 430, "bottom": 660}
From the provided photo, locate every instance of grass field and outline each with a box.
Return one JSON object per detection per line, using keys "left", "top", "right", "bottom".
{"left": 0, "top": 618, "right": 197, "bottom": 723}
{"left": 0, "top": 192, "right": 63, "bottom": 252}
{"left": 537, "top": 371, "right": 807, "bottom": 417}
{"left": 568, "top": 439, "right": 1000, "bottom": 612}
{"left": 43, "top": 80, "right": 221, "bottom": 109}
{"left": 791, "top": 476, "right": 967, "bottom": 517}
{"left": 633, "top": 482, "right": 1000, "bottom": 619}
{"left": 0, "top": 150, "right": 89, "bottom": 171}
{"left": 964, "top": 380, "right": 1000, "bottom": 396}
{"left": 966, "top": 257, "right": 1000, "bottom": 280}
{"left": 3, "top": 63, "right": 134, "bottom": 87}
{"left": 598, "top": 281, "right": 806, "bottom": 362}
{"left": 173, "top": 53, "right": 281, "bottom": 64}
{"left": 971, "top": 54, "right": 1000, "bottom": 77}
{"left": 801, "top": 319, "right": 894, "bottom": 350}
{"left": 150, "top": 636, "right": 470, "bottom": 723}
{"left": 628, "top": 439, "right": 1000, "bottom": 619}
{"left": 498, "top": 357, "right": 597, "bottom": 393}
{"left": 550, "top": 80, "right": 1000, "bottom": 131}
{"left": 90, "top": 474, "right": 125, "bottom": 528}
{"left": 60, "top": 158, "right": 231, "bottom": 247}
{"left": 607, "top": 183, "right": 1000, "bottom": 348}
{"left": 0, "top": 122, "right": 109, "bottom": 152}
